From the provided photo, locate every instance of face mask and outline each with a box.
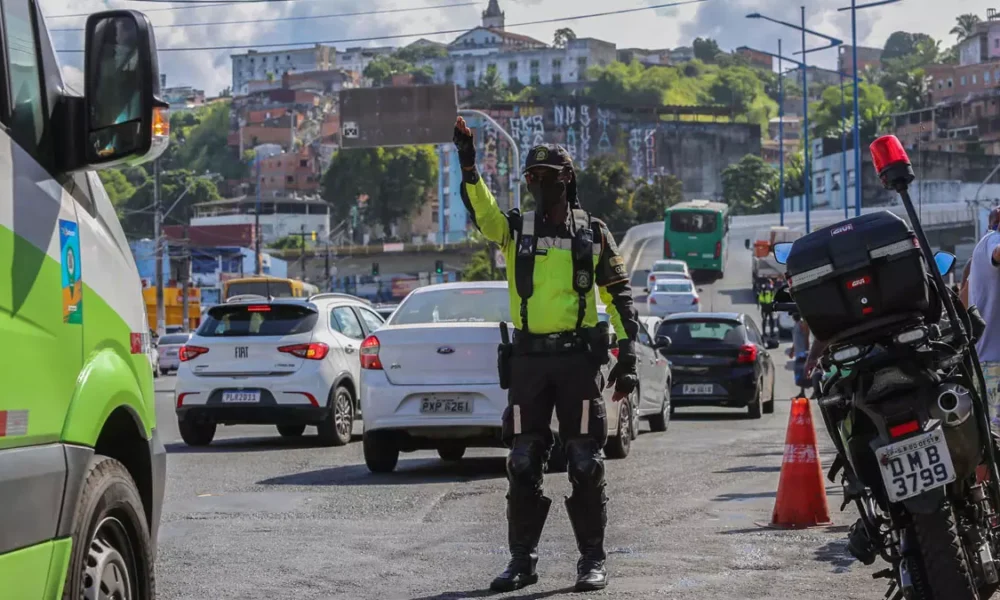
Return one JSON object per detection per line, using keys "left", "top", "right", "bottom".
{"left": 527, "top": 177, "right": 567, "bottom": 211}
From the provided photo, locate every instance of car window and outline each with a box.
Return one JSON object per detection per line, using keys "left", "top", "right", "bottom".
{"left": 653, "top": 261, "right": 685, "bottom": 273}
{"left": 198, "top": 304, "right": 318, "bottom": 337}
{"left": 357, "top": 307, "right": 385, "bottom": 333}
{"left": 656, "top": 320, "right": 745, "bottom": 347}
{"left": 654, "top": 281, "right": 693, "bottom": 293}
{"left": 3, "top": 0, "right": 47, "bottom": 160}
{"left": 637, "top": 323, "right": 651, "bottom": 346}
{"left": 159, "top": 334, "right": 190, "bottom": 345}
{"left": 746, "top": 321, "right": 763, "bottom": 345}
{"left": 390, "top": 287, "right": 510, "bottom": 325}
{"left": 330, "top": 306, "right": 366, "bottom": 340}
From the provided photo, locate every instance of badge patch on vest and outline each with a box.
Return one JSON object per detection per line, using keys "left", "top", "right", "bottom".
{"left": 575, "top": 270, "right": 590, "bottom": 289}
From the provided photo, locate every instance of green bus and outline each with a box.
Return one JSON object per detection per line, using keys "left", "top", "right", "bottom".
{"left": 663, "top": 200, "right": 730, "bottom": 278}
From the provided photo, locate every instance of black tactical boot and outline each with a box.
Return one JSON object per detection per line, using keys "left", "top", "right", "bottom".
{"left": 490, "top": 496, "right": 552, "bottom": 592}
{"left": 565, "top": 495, "right": 608, "bottom": 592}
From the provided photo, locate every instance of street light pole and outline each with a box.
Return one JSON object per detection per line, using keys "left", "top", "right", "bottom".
{"left": 801, "top": 6, "right": 811, "bottom": 233}
{"left": 851, "top": 0, "right": 862, "bottom": 216}
{"left": 778, "top": 39, "right": 785, "bottom": 226}
{"left": 153, "top": 159, "right": 165, "bottom": 336}
{"left": 841, "top": 70, "right": 849, "bottom": 218}
{"left": 255, "top": 154, "right": 263, "bottom": 274}
{"left": 458, "top": 109, "right": 521, "bottom": 210}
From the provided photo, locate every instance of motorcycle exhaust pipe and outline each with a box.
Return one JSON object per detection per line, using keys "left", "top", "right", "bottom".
{"left": 931, "top": 383, "right": 982, "bottom": 479}
{"left": 936, "top": 386, "right": 973, "bottom": 427}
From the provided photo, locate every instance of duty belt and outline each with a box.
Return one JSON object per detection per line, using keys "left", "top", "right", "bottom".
{"left": 513, "top": 330, "right": 589, "bottom": 355}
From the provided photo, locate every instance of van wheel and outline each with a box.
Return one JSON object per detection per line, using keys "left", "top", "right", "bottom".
{"left": 363, "top": 430, "right": 399, "bottom": 473}
{"left": 318, "top": 385, "right": 353, "bottom": 447}
{"left": 178, "top": 419, "right": 216, "bottom": 446}
{"left": 605, "top": 402, "right": 632, "bottom": 459}
{"left": 63, "top": 456, "right": 155, "bottom": 600}
{"left": 277, "top": 424, "right": 306, "bottom": 438}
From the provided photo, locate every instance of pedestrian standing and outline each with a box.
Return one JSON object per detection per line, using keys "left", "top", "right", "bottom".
{"left": 966, "top": 206, "right": 1000, "bottom": 429}
{"left": 453, "top": 117, "right": 640, "bottom": 592}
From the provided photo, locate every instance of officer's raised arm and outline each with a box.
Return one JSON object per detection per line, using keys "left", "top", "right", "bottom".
{"left": 594, "top": 221, "right": 640, "bottom": 344}
{"left": 454, "top": 116, "right": 511, "bottom": 249}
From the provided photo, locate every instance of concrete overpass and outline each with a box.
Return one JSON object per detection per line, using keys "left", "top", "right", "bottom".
{"left": 620, "top": 202, "right": 978, "bottom": 273}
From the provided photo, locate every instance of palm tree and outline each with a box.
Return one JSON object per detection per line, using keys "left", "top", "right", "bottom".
{"left": 553, "top": 27, "right": 577, "bottom": 48}
{"left": 469, "top": 65, "right": 512, "bottom": 106}
{"left": 951, "top": 13, "right": 982, "bottom": 41}
{"left": 894, "top": 70, "right": 932, "bottom": 111}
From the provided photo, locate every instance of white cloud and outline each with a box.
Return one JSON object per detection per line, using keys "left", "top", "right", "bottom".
{"left": 39, "top": 0, "right": 995, "bottom": 95}
{"left": 60, "top": 63, "right": 83, "bottom": 94}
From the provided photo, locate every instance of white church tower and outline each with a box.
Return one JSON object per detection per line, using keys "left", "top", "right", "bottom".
{"left": 482, "top": 0, "right": 505, "bottom": 29}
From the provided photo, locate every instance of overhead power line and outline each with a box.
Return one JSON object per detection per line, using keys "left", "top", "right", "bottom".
{"left": 55, "top": 0, "right": 708, "bottom": 53}
{"left": 50, "top": 1, "right": 478, "bottom": 32}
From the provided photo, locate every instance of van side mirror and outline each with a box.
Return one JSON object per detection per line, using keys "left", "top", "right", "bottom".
{"left": 84, "top": 10, "right": 169, "bottom": 168}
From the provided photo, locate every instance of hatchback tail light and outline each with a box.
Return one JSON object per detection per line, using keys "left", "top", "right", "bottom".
{"left": 279, "top": 342, "right": 329, "bottom": 360}
{"left": 649, "top": 296, "right": 657, "bottom": 304}
{"left": 360, "top": 335, "right": 383, "bottom": 369}
{"left": 664, "top": 240, "right": 671, "bottom": 258}
{"left": 736, "top": 344, "right": 757, "bottom": 364}
{"left": 179, "top": 345, "right": 208, "bottom": 362}
{"left": 714, "top": 241, "right": 722, "bottom": 259}
{"left": 692, "top": 296, "right": 699, "bottom": 305}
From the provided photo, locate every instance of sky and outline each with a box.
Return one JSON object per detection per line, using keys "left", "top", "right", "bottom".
{"left": 44, "top": 0, "right": 997, "bottom": 96}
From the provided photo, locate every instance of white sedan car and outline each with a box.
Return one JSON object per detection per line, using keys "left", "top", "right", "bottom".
{"left": 359, "top": 282, "right": 635, "bottom": 473}
{"left": 646, "top": 278, "right": 700, "bottom": 317}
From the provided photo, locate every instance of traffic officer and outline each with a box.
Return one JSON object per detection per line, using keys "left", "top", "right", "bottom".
{"left": 453, "top": 117, "right": 640, "bottom": 593}
{"left": 759, "top": 281, "right": 776, "bottom": 337}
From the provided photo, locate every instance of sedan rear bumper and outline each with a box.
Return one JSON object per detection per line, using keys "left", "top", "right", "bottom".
{"left": 670, "top": 373, "right": 758, "bottom": 408}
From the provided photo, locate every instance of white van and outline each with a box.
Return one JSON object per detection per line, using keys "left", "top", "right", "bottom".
{"left": 0, "top": 7, "right": 169, "bottom": 597}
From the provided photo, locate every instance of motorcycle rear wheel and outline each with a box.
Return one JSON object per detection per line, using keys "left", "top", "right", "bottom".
{"left": 912, "top": 501, "right": 979, "bottom": 600}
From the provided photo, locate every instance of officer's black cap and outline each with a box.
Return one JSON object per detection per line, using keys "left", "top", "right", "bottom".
{"left": 522, "top": 144, "right": 573, "bottom": 174}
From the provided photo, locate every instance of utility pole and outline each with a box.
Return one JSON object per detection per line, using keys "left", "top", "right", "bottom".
{"left": 181, "top": 225, "right": 190, "bottom": 332}
{"left": 255, "top": 155, "right": 263, "bottom": 275}
{"left": 324, "top": 240, "right": 331, "bottom": 291}
{"left": 153, "top": 159, "right": 165, "bottom": 336}
{"left": 300, "top": 224, "right": 307, "bottom": 278}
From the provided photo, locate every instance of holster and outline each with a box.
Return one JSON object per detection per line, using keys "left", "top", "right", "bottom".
{"left": 587, "top": 322, "right": 612, "bottom": 366}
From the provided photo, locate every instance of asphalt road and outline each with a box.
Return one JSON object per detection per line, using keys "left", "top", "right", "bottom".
{"left": 154, "top": 227, "right": 885, "bottom": 600}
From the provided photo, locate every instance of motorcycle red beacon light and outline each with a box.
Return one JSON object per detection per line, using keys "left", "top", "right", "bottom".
{"left": 869, "top": 135, "right": 915, "bottom": 192}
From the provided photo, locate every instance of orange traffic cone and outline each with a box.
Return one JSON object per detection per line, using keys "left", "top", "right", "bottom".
{"left": 768, "top": 396, "right": 832, "bottom": 528}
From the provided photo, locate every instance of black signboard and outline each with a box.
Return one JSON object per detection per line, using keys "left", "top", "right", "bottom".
{"left": 339, "top": 84, "right": 458, "bottom": 148}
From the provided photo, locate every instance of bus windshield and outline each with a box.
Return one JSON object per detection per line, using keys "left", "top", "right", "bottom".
{"left": 670, "top": 211, "right": 717, "bottom": 234}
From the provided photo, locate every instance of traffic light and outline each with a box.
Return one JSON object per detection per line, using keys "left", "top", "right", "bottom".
{"left": 311, "top": 231, "right": 317, "bottom": 242}
{"left": 371, "top": 262, "right": 379, "bottom": 276}
{"left": 435, "top": 260, "right": 444, "bottom": 274}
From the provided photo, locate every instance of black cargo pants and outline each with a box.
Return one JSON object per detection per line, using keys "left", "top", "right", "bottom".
{"left": 500, "top": 350, "right": 609, "bottom": 563}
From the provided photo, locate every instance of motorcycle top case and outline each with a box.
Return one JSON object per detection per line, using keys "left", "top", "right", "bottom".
{"left": 784, "top": 211, "right": 929, "bottom": 342}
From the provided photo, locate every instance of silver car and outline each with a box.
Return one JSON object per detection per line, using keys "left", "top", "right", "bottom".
{"left": 157, "top": 333, "right": 192, "bottom": 375}
{"left": 647, "top": 279, "right": 700, "bottom": 317}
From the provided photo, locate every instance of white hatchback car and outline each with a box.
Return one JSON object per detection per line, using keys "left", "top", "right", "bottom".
{"left": 359, "top": 282, "right": 634, "bottom": 473}
{"left": 174, "top": 293, "right": 386, "bottom": 447}
{"left": 647, "top": 278, "right": 700, "bottom": 317}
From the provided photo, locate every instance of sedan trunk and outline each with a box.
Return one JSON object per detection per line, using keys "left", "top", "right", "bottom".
{"left": 375, "top": 323, "right": 502, "bottom": 386}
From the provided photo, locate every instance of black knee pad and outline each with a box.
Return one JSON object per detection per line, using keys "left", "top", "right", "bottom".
{"left": 565, "top": 437, "right": 604, "bottom": 488}
{"left": 507, "top": 434, "right": 546, "bottom": 487}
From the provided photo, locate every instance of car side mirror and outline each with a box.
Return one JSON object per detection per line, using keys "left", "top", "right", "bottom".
{"left": 765, "top": 338, "right": 780, "bottom": 350}
{"left": 744, "top": 239, "right": 750, "bottom": 250}
{"left": 654, "top": 335, "right": 672, "bottom": 350}
{"left": 84, "top": 10, "right": 169, "bottom": 168}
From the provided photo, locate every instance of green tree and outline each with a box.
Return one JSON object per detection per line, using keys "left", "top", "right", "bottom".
{"left": 462, "top": 247, "right": 502, "bottom": 281}
{"left": 468, "top": 65, "right": 514, "bottom": 106}
{"left": 881, "top": 31, "right": 935, "bottom": 60}
{"left": 553, "top": 27, "right": 577, "bottom": 48}
{"left": 270, "top": 235, "right": 304, "bottom": 250}
{"left": 631, "top": 175, "right": 683, "bottom": 224}
{"left": 362, "top": 56, "right": 414, "bottom": 86}
{"left": 394, "top": 44, "right": 448, "bottom": 63}
{"left": 575, "top": 155, "right": 635, "bottom": 232}
{"left": 782, "top": 151, "right": 806, "bottom": 199}
{"left": 951, "top": 13, "right": 982, "bottom": 41}
{"left": 120, "top": 170, "right": 222, "bottom": 235}
{"left": 811, "top": 81, "right": 892, "bottom": 143}
{"left": 692, "top": 38, "right": 721, "bottom": 62}
{"left": 98, "top": 169, "right": 136, "bottom": 207}
{"left": 321, "top": 146, "right": 437, "bottom": 237}
{"left": 164, "top": 102, "right": 248, "bottom": 181}
{"left": 710, "top": 66, "right": 763, "bottom": 113}
{"left": 721, "top": 154, "right": 778, "bottom": 215}
{"left": 891, "top": 68, "right": 932, "bottom": 111}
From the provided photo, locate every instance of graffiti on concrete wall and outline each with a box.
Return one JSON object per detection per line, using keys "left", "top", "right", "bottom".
{"left": 470, "top": 102, "right": 760, "bottom": 200}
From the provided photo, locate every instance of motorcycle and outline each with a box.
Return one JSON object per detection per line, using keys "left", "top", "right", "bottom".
{"left": 771, "top": 136, "right": 1000, "bottom": 600}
